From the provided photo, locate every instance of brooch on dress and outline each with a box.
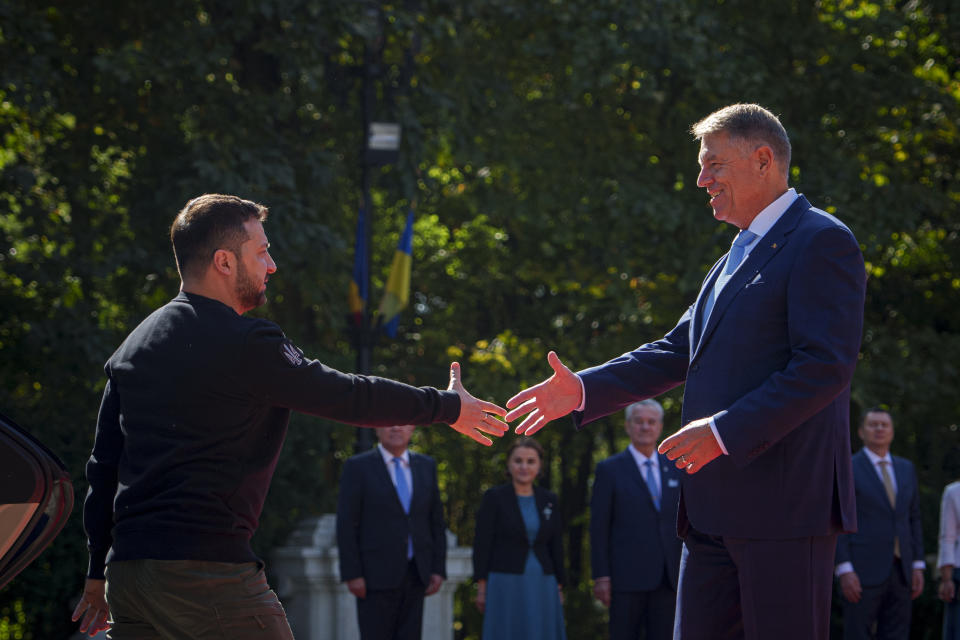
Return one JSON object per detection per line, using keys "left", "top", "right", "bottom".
{"left": 543, "top": 503, "right": 553, "bottom": 520}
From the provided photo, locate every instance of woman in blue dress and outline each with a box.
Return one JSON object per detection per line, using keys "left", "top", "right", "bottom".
{"left": 473, "top": 438, "right": 566, "bottom": 640}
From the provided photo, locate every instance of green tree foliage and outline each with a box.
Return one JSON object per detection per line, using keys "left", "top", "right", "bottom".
{"left": 0, "top": 1, "right": 957, "bottom": 638}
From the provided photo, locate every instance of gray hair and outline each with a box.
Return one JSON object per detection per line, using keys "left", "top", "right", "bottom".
{"left": 690, "top": 103, "right": 792, "bottom": 178}
{"left": 625, "top": 399, "right": 664, "bottom": 421}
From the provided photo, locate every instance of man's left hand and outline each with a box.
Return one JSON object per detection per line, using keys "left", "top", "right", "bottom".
{"left": 425, "top": 573, "right": 444, "bottom": 596}
{"left": 658, "top": 417, "right": 723, "bottom": 474}
{"left": 911, "top": 568, "right": 924, "bottom": 600}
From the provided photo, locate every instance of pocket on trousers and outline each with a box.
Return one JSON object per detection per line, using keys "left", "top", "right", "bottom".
{"left": 214, "top": 598, "right": 287, "bottom": 633}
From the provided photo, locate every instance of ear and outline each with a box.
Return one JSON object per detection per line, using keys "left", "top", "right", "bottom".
{"left": 212, "top": 248, "right": 235, "bottom": 275}
{"left": 755, "top": 145, "right": 774, "bottom": 176}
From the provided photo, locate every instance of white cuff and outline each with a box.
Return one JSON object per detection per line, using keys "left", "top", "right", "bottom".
{"left": 709, "top": 416, "right": 729, "bottom": 455}
{"left": 575, "top": 375, "right": 586, "bottom": 412}
{"left": 835, "top": 562, "right": 854, "bottom": 577}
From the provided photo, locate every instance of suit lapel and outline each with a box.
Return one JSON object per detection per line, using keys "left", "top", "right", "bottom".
{"left": 691, "top": 256, "right": 726, "bottom": 350}
{"left": 409, "top": 453, "right": 422, "bottom": 509}
{"left": 619, "top": 449, "right": 657, "bottom": 509}
{"left": 892, "top": 456, "right": 909, "bottom": 511}
{"left": 660, "top": 457, "right": 681, "bottom": 509}
{"left": 692, "top": 195, "right": 809, "bottom": 361}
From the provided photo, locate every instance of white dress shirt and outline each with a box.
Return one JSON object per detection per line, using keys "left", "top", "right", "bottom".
{"left": 938, "top": 481, "right": 960, "bottom": 570}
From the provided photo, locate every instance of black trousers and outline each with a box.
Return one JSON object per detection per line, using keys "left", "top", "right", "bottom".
{"left": 842, "top": 558, "right": 912, "bottom": 640}
{"left": 356, "top": 560, "right": 427, "bottom": 640}
{"left": 609, "top": 568, "right": 676, "bottom": 640}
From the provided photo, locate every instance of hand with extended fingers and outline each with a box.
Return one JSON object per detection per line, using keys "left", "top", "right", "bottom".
{"left": 657, "top": 417, "right": 723, "bottom": 474}
{"left": 71, "top": 578, "right": 110, "bottom": 637}
{"left": 448, "top": 362, "right": 508, "bottom": 445}
{"left": 505, "top": 351, "right": 582, "bottom": 436}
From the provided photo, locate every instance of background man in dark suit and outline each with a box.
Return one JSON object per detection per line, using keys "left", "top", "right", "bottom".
{"left": 591, "top": 399, "right": 682, "bottom": 640}
{"left": 505, "top": 103, "right": 866, "bottom": 640}
{"left": 336, "top": 425, "right": 446, "bottom": 640}
{"left": 835, "top": 407, "right": 925, "bottom": 639}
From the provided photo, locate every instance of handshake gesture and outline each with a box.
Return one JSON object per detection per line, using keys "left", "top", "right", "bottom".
{"left": 449, "top": 351, "right": 583, "bottom": 446}
{"left": 463, "top": 351, "right": 722, "bottom": 474}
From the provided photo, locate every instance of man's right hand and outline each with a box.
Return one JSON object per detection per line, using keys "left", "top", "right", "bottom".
{"left": 346, "top": 577, "right": 367, "bottom": 599}
{"left": 593, "top": 576, "right": 611, "bottom": 607}
{"left": 71, "top": 578, "right": 110, "bottom": 637}
{"left": 448, "top": 362, "right": 508, "bottom": 446}
{"left": 505, "top": 351, "right": 582, "bottom": 436}
{"left": 839, "top": 571, "right": 862, "bottom": 603}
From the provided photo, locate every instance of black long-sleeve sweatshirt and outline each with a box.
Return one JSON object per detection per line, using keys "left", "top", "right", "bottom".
{"left": 84, "top": 291, "right": 460, "bottom": 579}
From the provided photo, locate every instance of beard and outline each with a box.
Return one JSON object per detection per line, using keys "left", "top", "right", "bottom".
{"left": 236, "top": 260, "right": 267, "bottom": 311}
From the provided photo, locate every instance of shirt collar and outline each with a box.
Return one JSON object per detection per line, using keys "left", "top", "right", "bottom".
{"left": 628, "top": 444, "right": 658, "bottom": 466}
{"left": 863, "top": 447, "right": 892, "bottom": 466}
{"left": 378, "top": 444, "right": 410, "bottom": 466}
{"left": 746, "top": 187, "right": 798, "bottom": 240}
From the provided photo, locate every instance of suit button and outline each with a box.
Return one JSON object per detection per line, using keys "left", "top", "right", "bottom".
{"left": 690, "top": 363, "right": 700, "bottom": 372}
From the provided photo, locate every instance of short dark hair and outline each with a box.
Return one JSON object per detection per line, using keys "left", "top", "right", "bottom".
{"left": 690, "top": 103, "right": 792, "bottom": 177}
{"left": 170, "top": 194, "right": 269, "bottom": 279}
{"left": 862, "top": 405, "right": 893, "bottom": 425}
{"left": 506, "top": 437, "right": 545, "bottom": 464}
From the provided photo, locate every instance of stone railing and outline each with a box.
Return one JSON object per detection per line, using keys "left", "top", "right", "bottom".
{"left": 270, "top": 514, "right": 472, "bottom": 640}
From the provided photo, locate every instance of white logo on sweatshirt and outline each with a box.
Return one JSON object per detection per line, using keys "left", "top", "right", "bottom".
{"left": 280, "top": 341, "right": 304, "bottom": 367}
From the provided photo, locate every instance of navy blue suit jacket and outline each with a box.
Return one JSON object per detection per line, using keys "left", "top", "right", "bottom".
{"left": 590, "top": 450, "right": 682, "bottom": 591}
{"left": 575, "top": 195, "right": 865, "bottom": 540}
{"left": 336, "top": 448, "right": 446, "bottom": 590}
{"left": 835, "top": 449, "right": 924, "bottom": 586}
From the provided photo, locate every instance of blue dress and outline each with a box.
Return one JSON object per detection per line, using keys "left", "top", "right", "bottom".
{"left": 482, "top": 495, "right": 567, "bottom": 640}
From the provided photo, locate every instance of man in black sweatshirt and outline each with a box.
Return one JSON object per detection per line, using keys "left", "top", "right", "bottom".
{"left": 71, "top": 194, "right": 506, "bottom": 639}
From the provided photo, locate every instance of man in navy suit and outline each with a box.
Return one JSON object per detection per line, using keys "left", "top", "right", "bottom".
{"left": 336, "top": 425, "right": 446, "bottom": 640}
{"left": 591, "top": 399, "right": 682, "bottom": 640}
{"left": 835, "top": 407, "right": 925, "bottom": 639}
{"left": 506, "top": 103, "right": 866, "bottom": 640}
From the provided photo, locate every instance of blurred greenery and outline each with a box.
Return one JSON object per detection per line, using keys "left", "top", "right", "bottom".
{"left": 1, "top": 0, "right": 958, "bottom": 638}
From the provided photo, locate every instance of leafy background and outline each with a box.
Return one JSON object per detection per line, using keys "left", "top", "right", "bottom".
{"left": 1, "top": 0, "right": 958, "bottom": 637}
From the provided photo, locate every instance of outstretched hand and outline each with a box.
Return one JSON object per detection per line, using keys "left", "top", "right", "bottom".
{"left": 448, "top": 362, "right": 507, "bottom": 446}
{"left": 505, "top": 351, "right": 582, "bottom": 436}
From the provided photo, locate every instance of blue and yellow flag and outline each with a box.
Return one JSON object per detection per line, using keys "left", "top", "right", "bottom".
{"left": 348, "top": 207, "right": 368, "bottom": 326}
{"left": 378, "top": 210, "right": 414, "bottom": 337}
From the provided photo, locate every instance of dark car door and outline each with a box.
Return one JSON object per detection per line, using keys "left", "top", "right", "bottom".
{"left": 0, "top": 411, "right": 73, "bottom": 590}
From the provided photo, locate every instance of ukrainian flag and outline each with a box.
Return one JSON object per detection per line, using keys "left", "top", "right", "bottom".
{"left": 348, "top": 207, "right": 367, "bottom": 327}
{"left": 378, "top": 210, "right": 414, "bottom": 337}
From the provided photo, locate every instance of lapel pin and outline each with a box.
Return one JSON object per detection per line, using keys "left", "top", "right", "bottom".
{"left": 771, "top": 243, "right": 778, "bottom": 249}
{"left": 543, "top": 504, "right": 553, "bottom": 520}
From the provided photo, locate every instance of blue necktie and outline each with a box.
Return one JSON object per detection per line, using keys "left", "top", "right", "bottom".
{"left": 644, "top": 459, "right": 661, "bottom": 511}
{"left": 393, "top": 457, "right": 413, "bottom": 559}
{"left": 701, "top": 229, "right": 758, "bottom": 328}
{"left": 393, "top": 457, "right": 411, "bottom": 513}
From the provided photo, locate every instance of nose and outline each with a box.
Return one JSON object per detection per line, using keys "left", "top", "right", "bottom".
{"left": 266, "top": 252, "right": 278, "bottom": 273}
{"left": 697, "top": 166, "right": 712, "bottom": 188}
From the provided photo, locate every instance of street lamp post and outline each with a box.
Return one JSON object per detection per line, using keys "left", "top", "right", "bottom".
{"left": 353, "top": 32, "right": 401, "bottom": 454}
